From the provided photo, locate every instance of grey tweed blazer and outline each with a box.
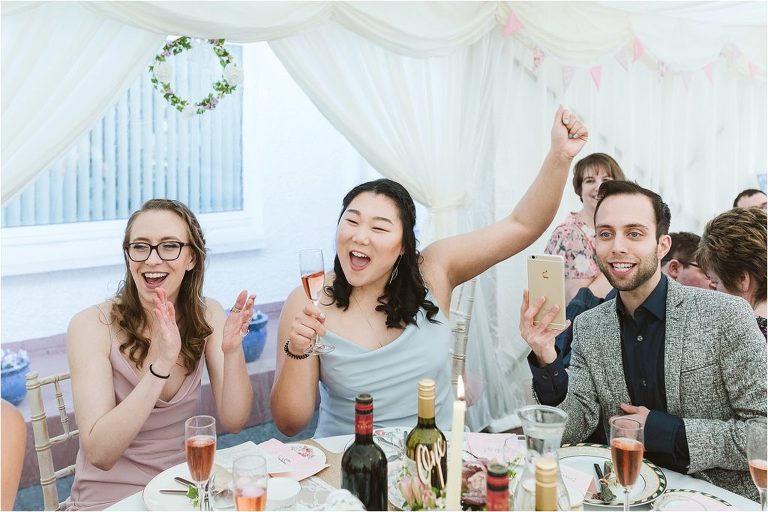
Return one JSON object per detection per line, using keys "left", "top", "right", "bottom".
{"left": 550, "top": 278, "right": 767, "bottom": 500}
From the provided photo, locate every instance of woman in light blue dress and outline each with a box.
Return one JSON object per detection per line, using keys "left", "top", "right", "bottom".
{"left": 271, "top": 107, "right": 590, "bottom": 437}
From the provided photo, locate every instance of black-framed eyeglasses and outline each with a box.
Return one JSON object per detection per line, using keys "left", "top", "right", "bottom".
{"left": 125, "top": 241, "right": 191, "bottom": 262}
{"left": 678, "top": 260, "right": 701, "bottom": 269}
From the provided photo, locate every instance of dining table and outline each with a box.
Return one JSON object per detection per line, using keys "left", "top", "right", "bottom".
{"left": 107, "top": 431, "right": 760, "bottom": 511}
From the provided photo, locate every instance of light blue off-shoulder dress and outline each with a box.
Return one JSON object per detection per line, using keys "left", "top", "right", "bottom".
{"left": 313, "top": 296, "right": 452, "bottom": 437}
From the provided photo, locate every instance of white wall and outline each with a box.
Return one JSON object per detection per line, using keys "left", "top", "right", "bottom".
{"left": 0, "top": 43, "right": 381, "bottom": 343}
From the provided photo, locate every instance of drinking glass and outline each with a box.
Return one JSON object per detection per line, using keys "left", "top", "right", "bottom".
{"left": 298, "top": 249, "right": 334, "bottom": 354}
{"left": 185, "top": 415, "right": 217, "bottom": 512}
{"left": 747, "top": 417, "right": 768, "bottom": 511}
{"left": 233, "top": 454, "right": 268, "bottom": 511}
{"left": 610, "top": 417, "right": 644, "bottom": 512}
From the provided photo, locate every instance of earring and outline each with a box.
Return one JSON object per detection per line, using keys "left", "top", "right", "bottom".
{"left": 389, "top": 255, "right": 403, "bottom": 285}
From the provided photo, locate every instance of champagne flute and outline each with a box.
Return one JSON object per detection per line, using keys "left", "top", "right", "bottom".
{"left": 610, "top": 417, "right": 644, "bottom": 512}
{"left": 299, "top": 249, "right": 334, "bottom": 354}
{"left": 233, "top": 454, "right": 268, "bottom": 511}
{"left": 747, "top": 417, "right": 768, "bottom": 511}
{"left": 185, "top": 415, "right": 217, "bottom": 511}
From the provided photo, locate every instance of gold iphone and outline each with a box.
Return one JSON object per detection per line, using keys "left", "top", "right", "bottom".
{"left": 527, "top": 254, "right": 567, "bottom": 330}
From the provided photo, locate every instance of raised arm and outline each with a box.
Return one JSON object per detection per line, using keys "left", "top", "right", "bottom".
{"left": 270, "top": 286, "right": 323, "bottom": 436}
{"left": 67, "top": 294, "right": 181, "bottom": 471}
{"left": 204, "top": 291, "right": 255, "bottom": 433}
{"left": 421, "top": 107, "right": 588, "bottom": 304}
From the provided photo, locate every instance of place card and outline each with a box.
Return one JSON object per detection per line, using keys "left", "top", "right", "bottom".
{"left": 260, "top": 438, "right": 329, "bottom": 481}
{"left": 560, "top": 464, "right": 594, "bottom": 498}
{"left": 215, "top": 441, "right": 289, "bottom": 474}
{"left": 464, "top": 432, "right": 519, "bottom": 463}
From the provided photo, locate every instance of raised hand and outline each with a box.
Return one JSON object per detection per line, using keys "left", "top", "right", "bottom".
{"left": 519, "top": 289, "right": 570, "bottom": 366}
{"left": 152, "top": 287, "right": 183, "bottom": 370}
{"left": 222, "top": 290, "right": 256, "bottom": 354}
{"left": 286, "top": 302, "right": 326, "bottom": 355}
{"left": 551, "top": 105, "right": 589, "bottom": 161}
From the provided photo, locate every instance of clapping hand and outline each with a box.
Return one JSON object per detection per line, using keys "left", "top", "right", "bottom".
{"left": 222, "top": 290, "right": 256, "bottom": 354}
{"left": 519, "top": 289, "right": 570, "bottom": 366}
{"left": 152, "top": 287, "right": 183, "bottom": 369}
{"left": 551, "top": 105, "right": 589, "bottom": 161}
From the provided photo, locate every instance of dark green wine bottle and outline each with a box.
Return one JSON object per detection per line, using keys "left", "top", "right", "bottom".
{"left": 341, "top": 393, "right": 388, "bottom": 511}
{"left": 405, "top": 379, "right": 447, "bottom": 491}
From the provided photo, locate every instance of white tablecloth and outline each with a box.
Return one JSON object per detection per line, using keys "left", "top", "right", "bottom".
{"left": 108, "top": 435, "right": 759, "bottom": 511}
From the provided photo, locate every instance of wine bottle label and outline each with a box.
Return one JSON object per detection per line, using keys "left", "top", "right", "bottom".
{"left": 486, "top": 463, "right": 509, "bottom": 511}
{"left": 354, "top": 401, "right": 373, "bottom": 435}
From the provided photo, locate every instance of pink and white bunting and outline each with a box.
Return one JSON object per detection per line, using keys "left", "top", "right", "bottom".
{"left": 632, "top": 38, "right": 645, "bottom": 62}
{"left": 504, "top": 10, "right": 523, "bottom": 36}
{"left": 589, "top": 65, "right": 602, "bottom": 90}
{"left": 561, "top": 65, "right": 575, "bottom": 93}
{"left": 614, "top": 47, "right": 630, "bottom": 71}
{"left": 703, "top": 62, "right": 715, "bottom": 85}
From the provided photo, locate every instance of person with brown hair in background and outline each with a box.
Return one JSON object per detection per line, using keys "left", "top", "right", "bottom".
{"left": 660, "top": 232, "right": 711, "bottom": 289}
{"left": 1, "top": 399, "right": 27, "bottom": 510}
{"left": 545, "top": 153, "right": 626, "bottom": 302}
{"left": 697, "top": 207, "right": 767, "bottom": 338}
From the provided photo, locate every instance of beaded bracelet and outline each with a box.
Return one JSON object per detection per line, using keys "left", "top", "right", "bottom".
{"left": 284, "top": 340, "right": 310, "bottom": 360}
{"left": 149, "top": 363, "right": 170, "bottom": 379}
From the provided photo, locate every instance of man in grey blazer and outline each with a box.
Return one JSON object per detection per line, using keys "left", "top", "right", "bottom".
{"left": 521, "top": 181, "right": 767, "bottom": 500}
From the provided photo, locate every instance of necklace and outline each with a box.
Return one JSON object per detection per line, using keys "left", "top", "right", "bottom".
{"left": 351, "top": 293, "right": 385, "bottom": 348}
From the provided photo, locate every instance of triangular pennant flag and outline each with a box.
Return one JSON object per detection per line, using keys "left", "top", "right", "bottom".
{"left": 504, "top": 10, "right": 523, "bottom": 36}
{"left": 615, "top": 47, "right": 629, "bottom": 71}
{"left": 681, "top": 72, "right": 693, "bottom": 91}
{"left": 658, "top": 61, "right": 668, "bottom": 79}
{"left": 533, "top": 47, "right": 545, "bottom": 71}
{"left": 632, "top": 38, "right": 645, "bottom": 62}
{"left": 590, "top": 65, "right": 602, "bottom": 90}
{"left": 562, "top": 65, "right": 575, "bottom": 93}
{"left": 748, "top": 61, "right": 758, "bottom": 78}
{"left": 703, "top": 63, "right": 715, "bottom": 85}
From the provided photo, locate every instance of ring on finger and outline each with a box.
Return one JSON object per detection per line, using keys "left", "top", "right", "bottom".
{"left": 231, "top": 305, "right": 242, "bottom": 313}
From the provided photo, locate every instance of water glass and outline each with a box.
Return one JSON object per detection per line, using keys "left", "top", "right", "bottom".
{"left": 233, "top": 454, "right": 268, "bottom": 511}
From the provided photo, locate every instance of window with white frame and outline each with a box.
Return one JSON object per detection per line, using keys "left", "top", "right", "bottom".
{"left": 1, "top": 43, "right": 263, "bottom": 276}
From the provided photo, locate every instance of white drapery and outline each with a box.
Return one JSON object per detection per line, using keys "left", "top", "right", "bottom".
{"left": 0, "top": 2, "right": 164, "bottom": 203}
{"left": 2, "top": 1, "right": 765, "bottom": 429}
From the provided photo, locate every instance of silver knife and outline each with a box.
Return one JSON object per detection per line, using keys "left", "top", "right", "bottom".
{"left": 159, "top": 489, "right": 189, "bottom": 495}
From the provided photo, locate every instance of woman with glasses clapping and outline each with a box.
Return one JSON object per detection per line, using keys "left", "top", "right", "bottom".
{"left": 65, "top": 199, "right": 255, "bottom": 510}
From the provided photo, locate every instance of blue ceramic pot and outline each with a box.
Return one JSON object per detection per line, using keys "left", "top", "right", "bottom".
{"left": 1, "top": 360, "right": 30, "bottom": 406}
{"left": 242, "top": 312, "right": 269, "bottom": 363}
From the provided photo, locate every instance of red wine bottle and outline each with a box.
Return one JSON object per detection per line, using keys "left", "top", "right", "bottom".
{"left": 341, "top": 394, "right": 388, "bottom": 511}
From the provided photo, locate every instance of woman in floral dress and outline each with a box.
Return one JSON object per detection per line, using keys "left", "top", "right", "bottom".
{"left": 544, "top": 153, "right": 626, "bottom": 303}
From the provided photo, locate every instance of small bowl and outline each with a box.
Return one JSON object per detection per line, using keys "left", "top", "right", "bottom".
{"left": 267, "top": 477, "right": 301, "bottom": 509}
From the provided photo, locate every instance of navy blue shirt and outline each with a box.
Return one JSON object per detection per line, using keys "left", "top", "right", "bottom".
{"left": 529, "top": 274, "right": 690, "bottom": 473}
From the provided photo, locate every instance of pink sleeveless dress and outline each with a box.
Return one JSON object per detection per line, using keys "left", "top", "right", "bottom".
{"left": 65, "top": 341, "right": 205, "bottom": 510}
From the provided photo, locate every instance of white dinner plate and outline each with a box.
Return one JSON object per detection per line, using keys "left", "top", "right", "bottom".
{"left": 289, "top": 443, "right": 327, "bottom": 465}
{"left": 142, "top": 461, "right": 196, "bottom": 511}
{"left": 559, "top": 443, "right": 667, "bottom": 508}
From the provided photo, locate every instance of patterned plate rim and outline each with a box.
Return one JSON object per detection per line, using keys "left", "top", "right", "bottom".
{"left": 560, "top": 442, "right": 667, "bottom": 507}
{"left": 661, "top": 488, "right": 732, "bottom": 508}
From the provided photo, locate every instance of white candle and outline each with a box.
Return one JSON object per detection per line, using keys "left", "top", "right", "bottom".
{"left": 445, "top": 376, "right": 466, "bottom": 510}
